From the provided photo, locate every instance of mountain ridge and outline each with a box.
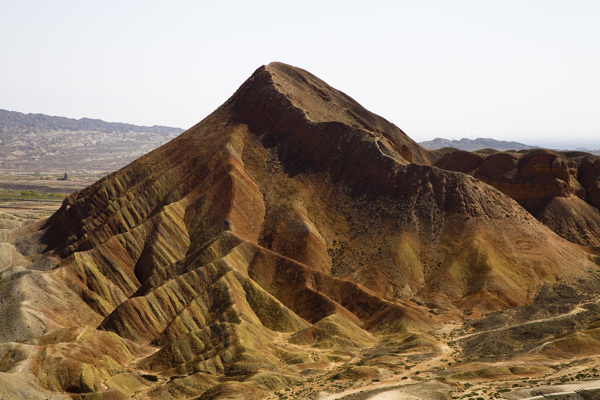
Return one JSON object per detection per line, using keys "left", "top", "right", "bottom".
{"left": 420, "top": 137, "right": 538, "bottom": 152}
{"left": 0, "top": 109, "right": 182, "bottom": 135}
{"left": 421, "top": 136, "right": 600, "bottom": 156}
{"left": 0, "top": 109, "right": 184, "bottom": 173}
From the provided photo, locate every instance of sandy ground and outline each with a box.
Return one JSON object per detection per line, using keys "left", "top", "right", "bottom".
{"left": 506, "top": 380, "right": 600, "bottom": 399}
{"left": 320, "top": 388, "right": 421, "bottom": 400}
{"left": 368, "top": 391, "right": 421, "bottom": 400}
{"left": 315, "top": 341, "right": 454, "bottom": 400}
{"left": 316, "top": 380, "right": 450, "bottom": 400}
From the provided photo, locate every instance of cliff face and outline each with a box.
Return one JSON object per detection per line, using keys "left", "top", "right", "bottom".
{"left": 1, "top": 63, "right": 599, "bottom": 399}
{"left": 437, "top": 149, "right": 600, "bottom": 247}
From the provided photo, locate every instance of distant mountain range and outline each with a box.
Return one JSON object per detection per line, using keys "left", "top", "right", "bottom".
{"left": 419, "top": 137, "right": 538, "bottom": 151}
{"left": 0, "top": 109, "right": 184, "bottom": 174}
{"left": 419, "top": 137, "right": 600, "bottom": 155}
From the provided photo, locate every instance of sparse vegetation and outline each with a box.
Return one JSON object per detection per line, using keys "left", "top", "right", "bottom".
{"left": 0, "top": 174, "right": 93, "bottom": 218}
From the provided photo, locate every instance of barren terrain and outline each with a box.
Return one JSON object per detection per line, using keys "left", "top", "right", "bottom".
{"left": 0, "top": 109, "right": 183, "bottom": 174}
{"left": 2, "top": 63, "right": 600, "bottom": 400}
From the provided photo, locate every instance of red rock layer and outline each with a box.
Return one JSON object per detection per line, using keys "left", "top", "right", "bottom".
{"left": 436, "top": 149, "right": 600, "bottom": 247}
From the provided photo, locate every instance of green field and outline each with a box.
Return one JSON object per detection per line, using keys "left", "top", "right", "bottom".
{"left": 0, "top": 173, "right": 98, "bottom": 219}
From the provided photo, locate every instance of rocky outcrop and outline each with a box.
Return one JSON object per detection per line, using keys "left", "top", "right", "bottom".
{"left": 436, "top": 149, "right": 600, "bottom": 246}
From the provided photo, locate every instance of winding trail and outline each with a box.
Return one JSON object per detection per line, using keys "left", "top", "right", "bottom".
{"left": 453, "top": 298, "right": 599, "bottom": 342}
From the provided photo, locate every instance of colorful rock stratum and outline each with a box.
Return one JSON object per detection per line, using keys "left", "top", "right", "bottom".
{"left": 2, "top": 63, "right": 600, "bottom": 400}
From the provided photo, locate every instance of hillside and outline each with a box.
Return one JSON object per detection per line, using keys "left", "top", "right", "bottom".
{"left": 435, "top": 149, "right": 600, "bottom": 248}
{"left": 0, "top": 109, "right": 184, "bottom": 173}
{"left": 2, "top": 63, "right": 600, "bottom": 400}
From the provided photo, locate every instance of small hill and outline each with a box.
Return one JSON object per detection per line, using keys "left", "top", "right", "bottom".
{"left": 0, "top": 109, "right": 184, "bottom": 173}
{"left": 420, "top": 137, "right": 538, "bottom": 151}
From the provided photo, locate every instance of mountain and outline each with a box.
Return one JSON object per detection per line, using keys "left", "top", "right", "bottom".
{"left": 420, "top": 137, "right": 538, "bottom": 152}
{"left": 0, "top": 109, "right": 184, "bottom": 173}
{"left": 2, "top": 63, "right": 600, "bottom": 399}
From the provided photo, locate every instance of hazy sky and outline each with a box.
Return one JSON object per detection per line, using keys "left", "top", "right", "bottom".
{"left": 1, "top": 0, "right": 599, "bottom": 148}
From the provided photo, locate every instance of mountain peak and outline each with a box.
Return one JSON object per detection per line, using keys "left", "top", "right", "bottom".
{"left": 225, "top": 62, "right": 436, "bottom": 169}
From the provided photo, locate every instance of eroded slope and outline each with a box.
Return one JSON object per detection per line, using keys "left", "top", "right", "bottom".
{"left": 436, "top": 149, "right": 600, "bottom": 247}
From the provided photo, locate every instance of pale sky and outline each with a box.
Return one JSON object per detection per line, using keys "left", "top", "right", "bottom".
{"left": 1, "top": 0, "right": 599, "bottom": 148}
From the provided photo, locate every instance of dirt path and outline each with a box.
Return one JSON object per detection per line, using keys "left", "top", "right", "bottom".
{"left": 317, "top": 341, "right": 454, "bottom": 400}
{"left": 453, "top": 299, "right": 598, "bottom": 342}
{"left": 507, "top": 381, "right": 600, "bottom": 400}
